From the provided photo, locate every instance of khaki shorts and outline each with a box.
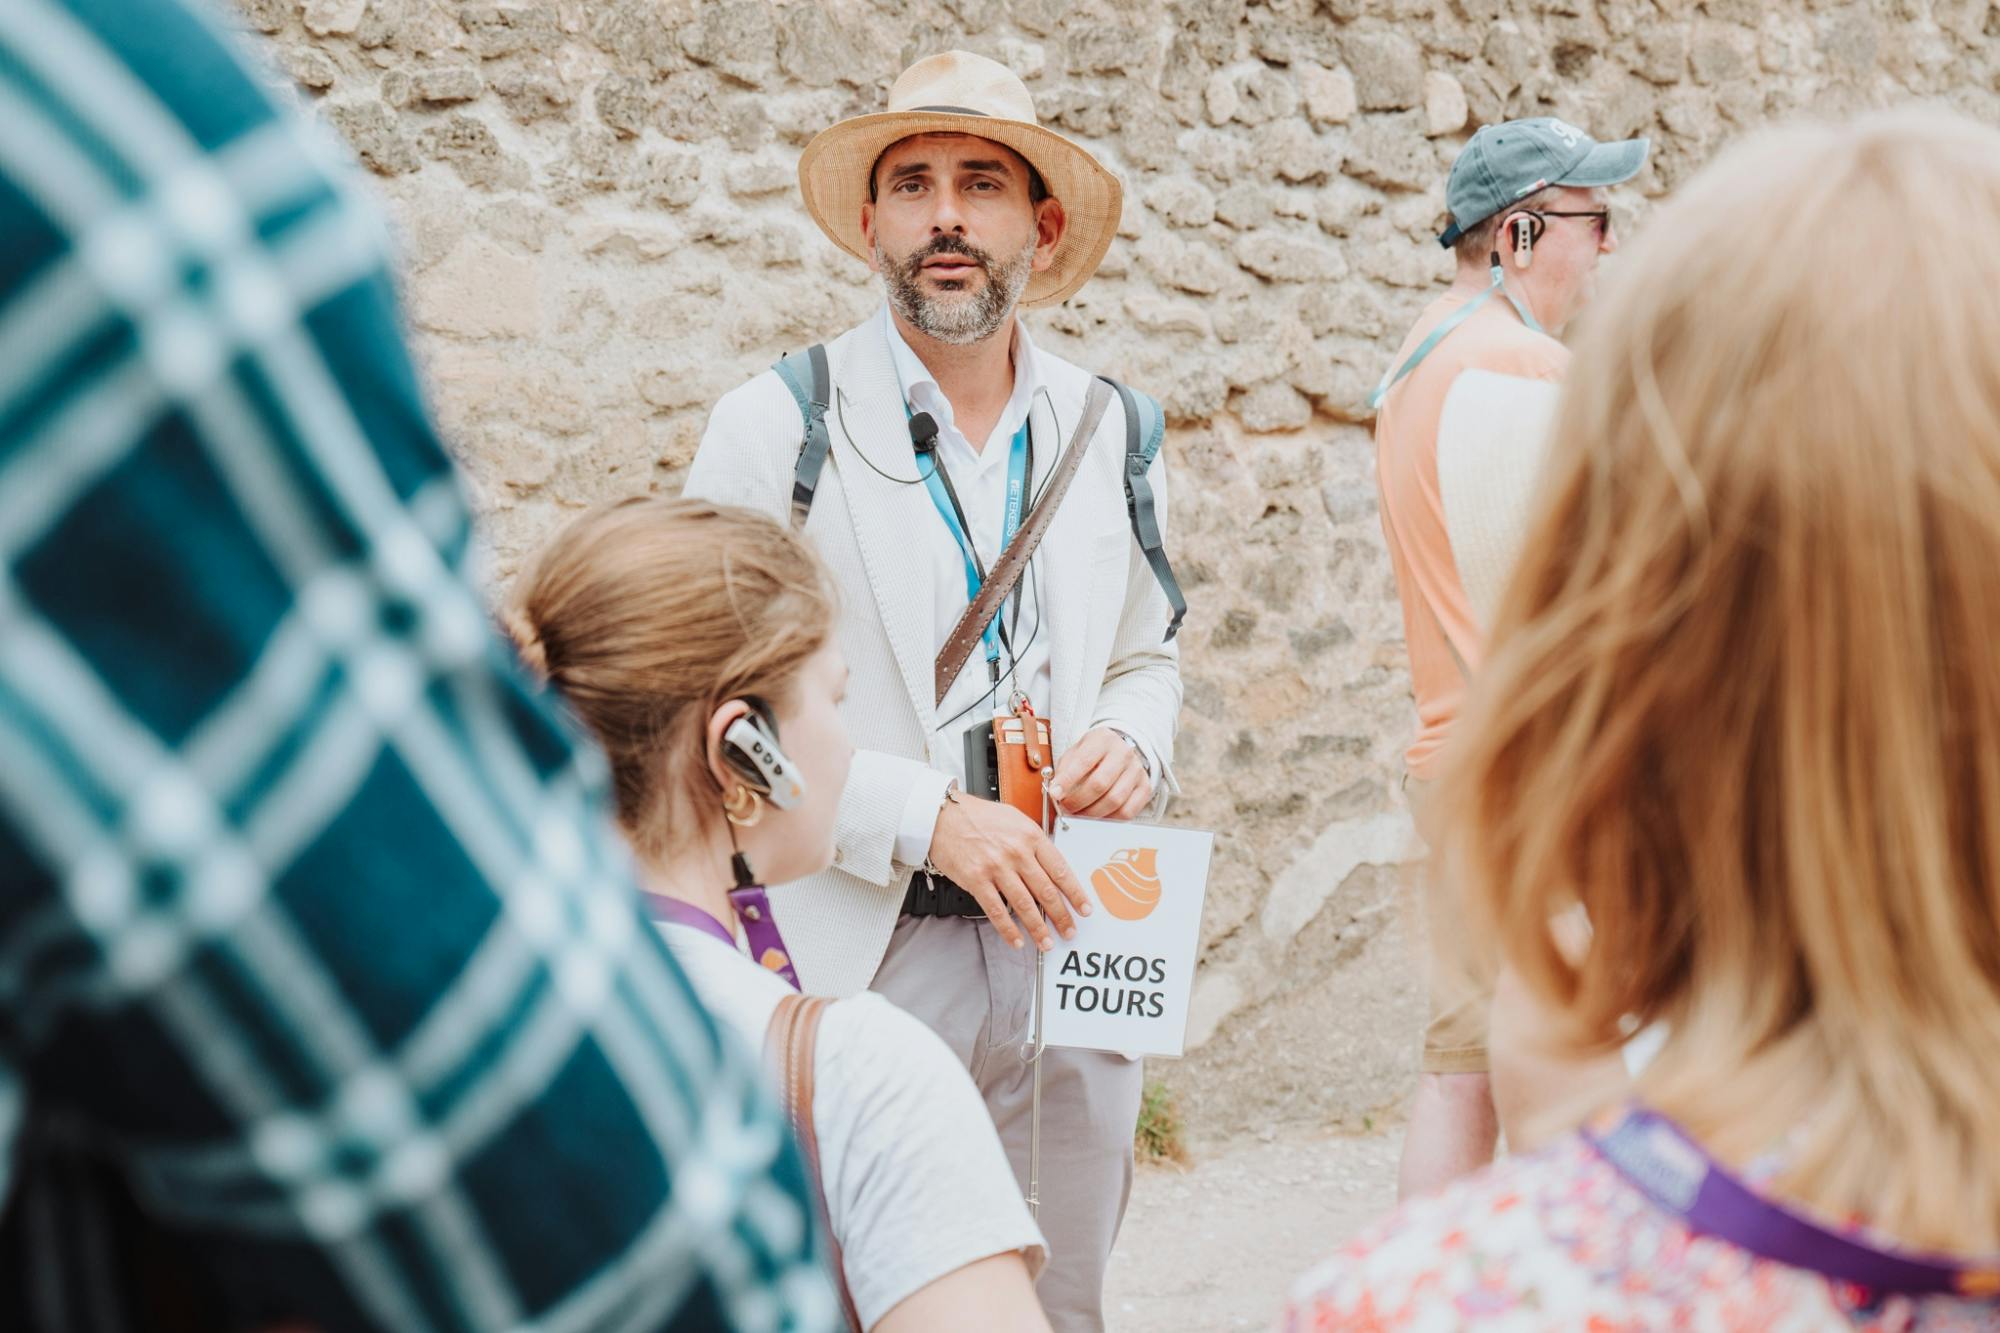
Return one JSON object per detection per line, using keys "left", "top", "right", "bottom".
{"left": 1406, "top": 775, "right": 1492, "bottom": 1075}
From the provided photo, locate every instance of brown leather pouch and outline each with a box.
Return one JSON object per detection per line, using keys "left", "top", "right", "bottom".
{"left": 993, "top": 706, "right": 1053, "bottom": 832}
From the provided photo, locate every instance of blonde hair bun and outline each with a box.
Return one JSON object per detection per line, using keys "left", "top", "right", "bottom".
{"left": 500, "top": 604, "right": 550, "bottom": 682}
{"left": 510, "top": 497, "right": 835, "bottom": 855}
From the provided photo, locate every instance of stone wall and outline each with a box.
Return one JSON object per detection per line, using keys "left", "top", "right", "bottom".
{"left": 236, "top": 0, "right": 2000, "bottom": 1142}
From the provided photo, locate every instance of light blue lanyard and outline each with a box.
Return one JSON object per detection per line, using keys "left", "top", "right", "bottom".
{"left": 914, "top": 408, "right": 1031, "bottom": 674}
{"left": 1369, "top": 265, "right": 1545, "bottom": 410}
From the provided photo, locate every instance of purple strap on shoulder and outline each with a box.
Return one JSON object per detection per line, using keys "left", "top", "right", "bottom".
{"left": 727, "top": 884, "right": 801, "bottom": 990}
{"left": 1585, "top": 1105, "right": 2000, "bottom": 1300}
{"left": 645, "top": 893, "right": 734, "bottom": 946}
{"left": 644, "top": 889, "right": 801, "bottom": 992}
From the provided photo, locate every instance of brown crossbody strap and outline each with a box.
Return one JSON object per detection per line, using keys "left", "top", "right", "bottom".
{"left": 933, "top": 377, "right": 1116, "bottom": 707}
{"left": 765, "top": 993, "right": 861, "bottom": 1332}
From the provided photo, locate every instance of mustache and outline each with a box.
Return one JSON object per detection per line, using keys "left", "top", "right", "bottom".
{"left": 899, "top": 235, "right": 996, "bottom": 277}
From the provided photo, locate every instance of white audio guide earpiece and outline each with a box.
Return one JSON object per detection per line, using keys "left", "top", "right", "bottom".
{"left": 723, "top": 714, "right": 806, "bottom": 811}
{"left": 1513, "top": 215, "right": 1535, "bottom": 269}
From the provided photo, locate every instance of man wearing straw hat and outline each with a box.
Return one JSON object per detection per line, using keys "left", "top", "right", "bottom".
{"left": 687, "top": 50, "right": 1183, "bottom": 1331}
{"left": 1371, "top": 117, "right": 1646, "bottom": 1198}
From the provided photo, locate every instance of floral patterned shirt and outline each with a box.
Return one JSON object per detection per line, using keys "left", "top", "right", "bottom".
{"left": 1284, "top": 1134, "right": 2000, "bottom": 1332}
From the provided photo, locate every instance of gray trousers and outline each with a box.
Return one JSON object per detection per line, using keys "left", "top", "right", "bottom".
{"left": 872, "top": 914, "right": 1143, "bottom": 1333}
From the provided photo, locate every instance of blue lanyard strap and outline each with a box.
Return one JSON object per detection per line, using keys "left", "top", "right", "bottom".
{"left": 1369, "top": 265, "right": 1545, "bottom": 410}
{"left": 917, "top": 413, "right": 1030, "bottom": 673}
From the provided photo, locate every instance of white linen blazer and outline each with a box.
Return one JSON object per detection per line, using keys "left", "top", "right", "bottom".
{"left": 685, "top": 314, "right": 1183, "bottom": 997}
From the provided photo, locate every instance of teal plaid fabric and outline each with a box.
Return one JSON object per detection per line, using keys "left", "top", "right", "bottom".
{"left": 0, "top": 0, "right": 835, "bottom": 1328}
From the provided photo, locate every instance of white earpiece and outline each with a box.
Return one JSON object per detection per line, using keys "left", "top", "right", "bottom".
{"left": 1513, "top": 215, "right": 1535, "bottom": 270}
{"left": 724, "top": 714, "right": 806, "bottom": 810}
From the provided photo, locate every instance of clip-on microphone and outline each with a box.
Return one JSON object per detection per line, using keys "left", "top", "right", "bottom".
{"left": 908, "top": 411, "right": 940, "bottom": 455}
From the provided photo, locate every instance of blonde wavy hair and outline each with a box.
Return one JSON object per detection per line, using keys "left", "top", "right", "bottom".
{"left": 503, "top": 497, "right": 836, "bottom": 857}
{"left": 1441, "top": 107, "right": 2000, "bottom": 1248}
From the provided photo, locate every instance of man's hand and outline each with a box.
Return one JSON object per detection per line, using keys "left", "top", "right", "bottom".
{"left": 927, "top": 792, "right": 1092, "bottom": 951}
{"left": 1049, "top": 727, "right": 1153, "bottom": 821}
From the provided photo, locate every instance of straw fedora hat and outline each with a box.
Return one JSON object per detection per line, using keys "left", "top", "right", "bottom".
{"left": 1437, "top": 368, "right": 1562, "bottom": 631}
{"left": 796, "top": 50, "right": 1123, "bottom": 309}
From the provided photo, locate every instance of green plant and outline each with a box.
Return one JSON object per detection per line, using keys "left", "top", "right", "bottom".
{"left": 1133, "top": 1077, "right": 1190, "bottom": 1164}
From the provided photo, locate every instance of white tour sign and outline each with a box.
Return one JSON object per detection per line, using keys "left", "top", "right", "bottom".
{"left": 1041, "top": 816, "right": 1214, "bottom": 1058}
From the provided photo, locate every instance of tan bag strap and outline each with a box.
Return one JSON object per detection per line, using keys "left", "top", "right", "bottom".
{"left": 766, "top": 994, "right": 862, "bottom": 1332}
{"left": 932, "top": 378, "right": 1116, "bottom": 707}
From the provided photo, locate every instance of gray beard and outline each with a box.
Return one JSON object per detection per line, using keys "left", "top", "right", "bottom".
{"left": 877, "top": 237, "right": 1036, "bottom": 345}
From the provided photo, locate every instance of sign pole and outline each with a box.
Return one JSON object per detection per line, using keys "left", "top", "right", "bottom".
{"left": 1028, "top": 944, "right": 1044, "bottom": 1221}
{"left": 1027, "top": 767, "right": 1058, "bottom": 1222}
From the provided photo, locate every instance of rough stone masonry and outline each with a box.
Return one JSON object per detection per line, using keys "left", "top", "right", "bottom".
{"left": 235, "top": 0, "right": 2000, "bottom": 1144}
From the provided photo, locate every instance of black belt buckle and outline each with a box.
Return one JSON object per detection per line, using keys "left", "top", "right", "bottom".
{"left": 901, "top": 871, "right": 986, "bottom": 919}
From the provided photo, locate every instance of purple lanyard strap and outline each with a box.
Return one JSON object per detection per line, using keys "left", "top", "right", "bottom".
{"left": 645, "top": 887, "right": 801, "bottom": 991}
{"left": 1585, "top": 1105, "right": 2000, "bottom": 1300}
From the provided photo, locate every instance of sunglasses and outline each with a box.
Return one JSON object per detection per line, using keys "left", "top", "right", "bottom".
{"left": 1531, "top": 208, "right": 1613, "bottom": 239}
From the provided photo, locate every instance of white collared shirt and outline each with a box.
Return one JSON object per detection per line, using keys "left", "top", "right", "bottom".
{"left": 881, "top": 305, "right": 1055, "bottom": 862}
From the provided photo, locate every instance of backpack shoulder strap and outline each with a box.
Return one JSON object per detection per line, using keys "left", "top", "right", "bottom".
{"left": 766, "top": 993, "right": 860, "bottom": 1331}
{"left": 1118, "top": 378, "right": 1168, "bottom": 466}
{"left": 1100, "top": 377, "right": 1187, "bottom": 641}
{"left": 774, "top": 344, "right": 832, "bottom": 528}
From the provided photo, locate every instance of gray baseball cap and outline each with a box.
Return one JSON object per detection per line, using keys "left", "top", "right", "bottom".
{"left": 1437, "top": 117, "right": 1650, "bottom": 248}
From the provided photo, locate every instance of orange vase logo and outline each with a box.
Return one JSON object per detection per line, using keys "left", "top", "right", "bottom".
{"left": 1091, "top": 848, "right": 1163, "bottom": 922}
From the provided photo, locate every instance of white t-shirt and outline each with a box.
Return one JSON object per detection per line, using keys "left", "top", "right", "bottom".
{"left": 658, "top": 922, "right": 1047, "bottom": 1328}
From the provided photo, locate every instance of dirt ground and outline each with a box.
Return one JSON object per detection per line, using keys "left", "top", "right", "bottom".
{"left": 1102, "top": 1126, "right": 1401, "bottom": 1332}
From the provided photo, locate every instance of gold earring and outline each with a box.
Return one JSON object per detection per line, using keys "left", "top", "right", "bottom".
{"left": 723, "top": 783, "right": 764, "bottom": 827}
